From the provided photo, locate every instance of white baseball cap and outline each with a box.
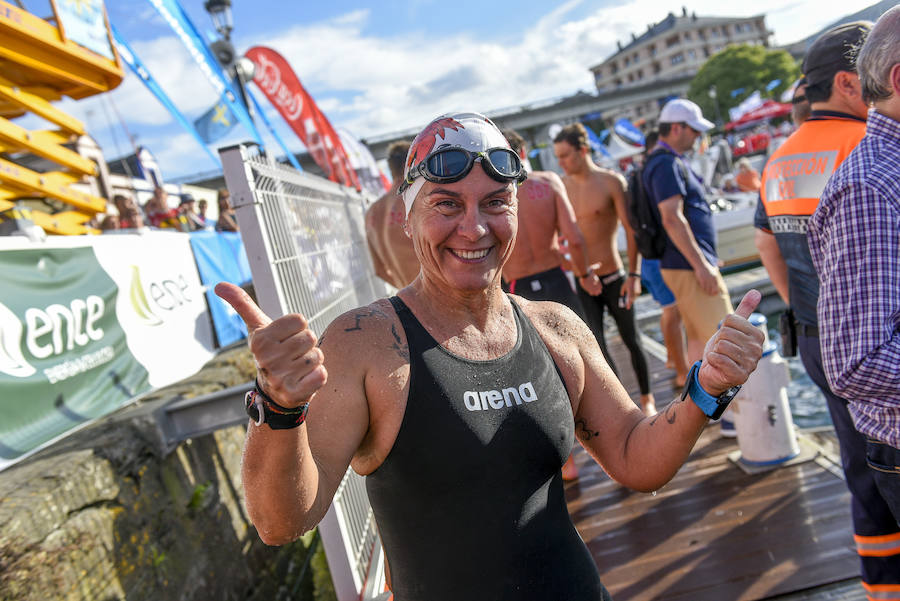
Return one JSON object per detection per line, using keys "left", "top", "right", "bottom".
{"left": 658, "top": 98, "right": 714, "bottom": 132}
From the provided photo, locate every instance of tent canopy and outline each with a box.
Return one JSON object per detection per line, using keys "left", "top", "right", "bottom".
{"left": 725, "top": 100, "right": 792, "bottom": 131}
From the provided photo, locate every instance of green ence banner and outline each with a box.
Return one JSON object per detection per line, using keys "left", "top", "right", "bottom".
{"left": 0, "top": 246, "right": 150, "bottom": 466}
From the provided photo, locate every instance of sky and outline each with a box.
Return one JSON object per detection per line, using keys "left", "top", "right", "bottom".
{"left": 20, "top": 0, "right": 862, "bottom": 181}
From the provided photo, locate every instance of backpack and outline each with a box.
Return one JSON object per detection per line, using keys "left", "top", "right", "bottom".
{"left": 625, "top": 148, "right": 689, "bottom": 260}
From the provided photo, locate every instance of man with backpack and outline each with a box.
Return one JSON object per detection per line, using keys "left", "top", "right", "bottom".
{"left": 643, "top": 99, "right": 732, "bottom": 366}
{"left": 628, "top": 130, "right": 689, "bottom": 388}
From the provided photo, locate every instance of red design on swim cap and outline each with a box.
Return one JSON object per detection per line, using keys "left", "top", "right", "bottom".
{"left": 406, "top": 117, "right": 465, "bottom": 171}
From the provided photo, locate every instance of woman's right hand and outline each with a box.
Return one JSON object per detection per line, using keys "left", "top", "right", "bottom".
{"left": 215, "top": 282, "right": 327, "bottom": 408}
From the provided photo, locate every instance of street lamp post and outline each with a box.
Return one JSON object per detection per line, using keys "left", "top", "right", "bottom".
{"left": 204, "top": 0, "right": 255, "bottom": 118}
{"left": 708, "top": 85, "right": 723, "bottom": 128}
{"left": 204, "top": 0, "right": 233, "bottom": 41}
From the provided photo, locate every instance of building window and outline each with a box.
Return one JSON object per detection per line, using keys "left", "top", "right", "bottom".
{"left": 649, "top": 44, "right": 657, "bottom": 56}
{"left": 711, "top": 29, "right": 719, "bottom": 38}
{"left": 633, "top": 53, "right": 639, "bottom": 63}
{"left": 624, "top": 57, "right": 630, "bottom": 66}
{"left": 637, "top": 69, "right": 643, "bottom": 79}
{"left": 683, "top": 31, "right": 692, "bottom": 40}
{"left": 666, "top": 34, "right": 680, "bottom": 47}
{"left": 688, "top": 49, "right": 697, "bottom": 60}
{"left": 670, "top": 52, "right": 685, "bottom": 65}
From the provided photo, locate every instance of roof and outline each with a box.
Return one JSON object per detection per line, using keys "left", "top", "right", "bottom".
{"left": 591, "top": 11, "right": 765, "bottom": 71}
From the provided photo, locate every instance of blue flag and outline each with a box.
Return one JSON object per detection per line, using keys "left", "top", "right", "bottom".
{"left": 194, "top": 101, "right": 237, "bottom": 144}
{"left": 765, "top": 79, "right": 782, "bottom": 92}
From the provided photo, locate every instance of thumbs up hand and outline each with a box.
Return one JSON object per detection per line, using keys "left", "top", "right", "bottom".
{"left": 698, "top": 289, "right": 765, "bottom": 397}
{"left": 215, "top": 282, "right": 327, "bottom": 408}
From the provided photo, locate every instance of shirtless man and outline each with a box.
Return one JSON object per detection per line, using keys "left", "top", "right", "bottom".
{"left": 502, "top": 129, "right": 600, "bottom": 481}
{"left": 554, "top": 123, "right": 656, "bottom": 415}
{"left": 501, "top": 130, "right": 598, "bottom": 314}
{"left": 365, "top": 141, "right": 419, "bottom": 289}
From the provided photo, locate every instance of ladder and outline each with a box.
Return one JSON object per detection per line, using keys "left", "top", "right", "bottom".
{"left": 0, "top": 0, "right": 124, "bottom": 234}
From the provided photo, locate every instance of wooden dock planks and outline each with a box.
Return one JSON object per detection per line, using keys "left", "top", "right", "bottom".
{"left": 567, "top": 330, "right": 860, "bottom": 600}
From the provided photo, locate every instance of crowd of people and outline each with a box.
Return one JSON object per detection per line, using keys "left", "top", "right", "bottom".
{"left": 97, "top": 186, "right": 239, "bottom": 234}
{"left": 208, "top": 9, "right": 900, "bottom": 599}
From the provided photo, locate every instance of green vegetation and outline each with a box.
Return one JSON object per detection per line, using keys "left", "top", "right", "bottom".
{"left": 688, "top": 44, "right": 801, "bottom": 123}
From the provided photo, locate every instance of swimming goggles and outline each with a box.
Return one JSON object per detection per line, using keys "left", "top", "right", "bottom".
{"left": 398, "top": 147, "right": 527, "bottom": 194}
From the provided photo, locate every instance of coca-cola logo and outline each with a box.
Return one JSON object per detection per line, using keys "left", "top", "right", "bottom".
{"left": 252, "top": 52, "right": 304, "bottom": 122}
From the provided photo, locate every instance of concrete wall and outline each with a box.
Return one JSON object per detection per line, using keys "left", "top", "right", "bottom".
{"left": 0, "top": 346, "right": 335, "bottom": 601}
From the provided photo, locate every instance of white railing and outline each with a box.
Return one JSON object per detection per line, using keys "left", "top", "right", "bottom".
{"left": 220, "top": 144, "right": 388, "bottom": 601}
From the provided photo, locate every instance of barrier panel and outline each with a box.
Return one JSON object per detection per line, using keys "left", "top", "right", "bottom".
{"left": 0, "top": 231, "right": 217, "bottom": 470}
{"left": 188, "top": 230, "right": 253, "bottom": 347}
{"left": 220, "top": 143, "right": 388, "bottom": 601}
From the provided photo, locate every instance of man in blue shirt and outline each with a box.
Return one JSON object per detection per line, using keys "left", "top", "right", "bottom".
{"left": 643, "top": 99, "right": 732, "bottom": 364}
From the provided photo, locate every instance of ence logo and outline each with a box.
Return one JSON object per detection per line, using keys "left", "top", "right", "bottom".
{"left": 128, "top": 265, "right": 194, "bottom": 326}
{"left": 0, "top": 301, "right": 35, "bottom": 378}
{"left": 130, "top": 265, "right": 163, "bottom": 326}
{"left": 0, "top": 297, "right": 108, "bottom": 381}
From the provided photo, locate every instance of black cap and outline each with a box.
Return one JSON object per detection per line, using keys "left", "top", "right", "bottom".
{"left": 179, "top": 194, "right": 195, "bottom": 206}
{"left": 802, "top": 21, "right": 871, "bottom": 89}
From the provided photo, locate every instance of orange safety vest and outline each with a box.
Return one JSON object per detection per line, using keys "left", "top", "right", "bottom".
{"left": 760, "top": 115, "right": 866, "bottom": 224}
{"left": 758, "top": 112, "right": 866, "bottom": 327}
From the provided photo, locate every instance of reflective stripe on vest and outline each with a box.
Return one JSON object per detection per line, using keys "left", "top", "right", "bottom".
{"left": 759, "top": 118, "right": 866, "bottom": 220}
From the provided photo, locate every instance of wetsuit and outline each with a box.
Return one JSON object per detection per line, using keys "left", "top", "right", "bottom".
{"left": 576, "top": 270, "right": 651, "bottom": 395}
{"left": 366, "top": 296, "right": 611, "bottom": 601}
{"left": 503, "top": 266, "right": 588, "bottom": 321}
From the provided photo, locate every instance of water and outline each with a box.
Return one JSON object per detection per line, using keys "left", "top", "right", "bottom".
{"left": 638, "top": 311, "right": 831, "bottom": 430}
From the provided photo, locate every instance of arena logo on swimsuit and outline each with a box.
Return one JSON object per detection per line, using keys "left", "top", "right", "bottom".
{"left": 462, "top": 382, "right": 537, "bottom": 411}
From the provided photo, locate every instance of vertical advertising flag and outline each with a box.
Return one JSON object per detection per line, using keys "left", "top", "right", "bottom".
{"left": 111, "top": 24, "right": 219, "bottom": 165}
{"left": 245, "top": 46, "right": 358, "bottom": 188}
{"left": 145, "top": 0, "right": 265, "bottom": 148}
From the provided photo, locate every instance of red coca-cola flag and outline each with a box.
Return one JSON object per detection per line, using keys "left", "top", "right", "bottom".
{"left": 246, "top": 46, "right": 358, "bottom": 189}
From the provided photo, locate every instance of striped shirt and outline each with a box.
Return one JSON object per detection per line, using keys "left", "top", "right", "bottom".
{"left": 809, "top": 109, "right": 900, "bottom": 447}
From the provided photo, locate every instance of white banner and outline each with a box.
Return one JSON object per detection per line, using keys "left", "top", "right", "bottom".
{"left": 0, "top": 232, "right": 216, "bottom": 389}
{"left": 90, "top": 232, "right": 215, "bottom": 386}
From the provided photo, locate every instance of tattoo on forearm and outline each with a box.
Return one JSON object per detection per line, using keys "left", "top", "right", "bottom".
{"left": 575, "top": 418, "right": 600, "bottom": 440}
{"left": 390, "top": 324, "right": 409, "bottom": 361}
{"left": 344, "top": 308, "right": 385, "bottom": 332}
{"left": 649, "top": 397, "right": 680, "bottom": 426}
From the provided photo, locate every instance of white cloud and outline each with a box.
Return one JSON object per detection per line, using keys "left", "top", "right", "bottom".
{"left": 10, "top": 0, "right": 852, "bottom": 180}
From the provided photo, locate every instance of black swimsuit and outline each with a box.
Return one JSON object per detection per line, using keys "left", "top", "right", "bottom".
{"left": 365, "top": 295, "right": 611, "bottom": 601}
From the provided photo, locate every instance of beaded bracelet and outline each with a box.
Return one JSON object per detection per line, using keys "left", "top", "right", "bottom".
{"left": 244, "top": 379, "right": 309, "bottom": 430}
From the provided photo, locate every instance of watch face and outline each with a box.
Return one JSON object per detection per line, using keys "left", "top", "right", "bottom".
{"left": 720, "top": 386, "right": 741, "bottom": 402}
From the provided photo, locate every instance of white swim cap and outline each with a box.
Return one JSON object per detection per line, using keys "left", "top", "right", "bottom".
{"left": 401, "top": 112, "right": 514, "bottom": 216}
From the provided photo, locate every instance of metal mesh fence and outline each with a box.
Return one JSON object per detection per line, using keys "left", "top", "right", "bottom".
{"left": 220, "top": 145, "right": 388, "bottom": 600}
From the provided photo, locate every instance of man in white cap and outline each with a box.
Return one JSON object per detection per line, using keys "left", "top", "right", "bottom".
{"left": 643, "top": 98, "right": 732, "bottom": 365}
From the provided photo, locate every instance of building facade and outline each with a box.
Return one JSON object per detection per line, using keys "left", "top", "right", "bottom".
{"left": 590, "top": 8, "right": 771, "bottom": 126}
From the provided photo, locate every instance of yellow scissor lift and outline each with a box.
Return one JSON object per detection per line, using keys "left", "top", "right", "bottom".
{"left": 0, "top": 0, "right": 123, "bottom": 234}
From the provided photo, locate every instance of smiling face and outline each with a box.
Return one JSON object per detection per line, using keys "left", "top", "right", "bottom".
{"left": 407, "top": 166, "right": 518, "bottom": 294}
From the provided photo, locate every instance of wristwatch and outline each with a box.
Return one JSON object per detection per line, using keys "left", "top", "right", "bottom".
{"left": 681, "top": 360, "right": 740, "bottom": 420}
